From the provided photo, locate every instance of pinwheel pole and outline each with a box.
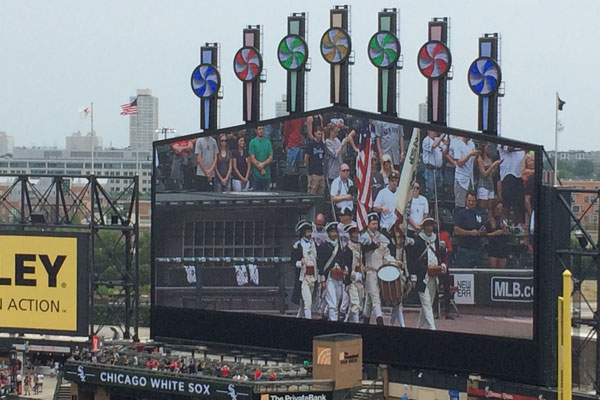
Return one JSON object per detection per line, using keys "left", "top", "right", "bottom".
{"left": 234, "top": 26, "right": 263, "bottom": 123}
{"left": 477, "top": 33, "right": 501, "bottom": 135}
{"left": 191, "top": 43, "right": 220, "bottom": 130}
{"left": 278, "top": 13, "right": 308, "bottom": 114}
{"left": 420, "top": 18, "right": 451, "bottom": 126}
{"left": 321, "top": 5, "right": 352, "bottom": 106}
{"left": 369, "top": 8, "right": 401, "bottom": 116}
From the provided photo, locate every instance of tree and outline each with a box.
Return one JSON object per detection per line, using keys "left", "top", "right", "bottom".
{"left": 572, "top": 160, "right": 594, "bottom": 179}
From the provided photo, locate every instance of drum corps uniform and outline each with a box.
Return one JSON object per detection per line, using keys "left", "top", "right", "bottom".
{"left": 291, "top": 220, "right": 318, "bottom": 319}
{"left": 406, "top": 218, "right": 445, "bottom": 330}
{"left": 317, "top": 222, "right": 346, "bottom": 321}
{"left": 359, "top": 213, "right": 396, "bottom": 325}
{"left": 342, "top": 223, "right": 365, "bottom": 323}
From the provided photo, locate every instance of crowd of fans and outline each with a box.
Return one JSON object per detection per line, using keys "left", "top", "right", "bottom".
{"left": 71, "top": 343, "right": 310, "bottom": 383}
{"left": 159, "top": 113, "right": 536, "bottom": 269}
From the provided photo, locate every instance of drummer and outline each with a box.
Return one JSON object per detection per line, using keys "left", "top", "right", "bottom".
{"left": 342, "top": 222, "right": 365, "bottom": 323}
{"left": 291, "top": 220, "right": 318, "bottom": 319}
{"left": 359, "top": 212, "right": 397, "bottom": 326}
{"left": 406, "top": 217, "right": 446, "bottom": 330}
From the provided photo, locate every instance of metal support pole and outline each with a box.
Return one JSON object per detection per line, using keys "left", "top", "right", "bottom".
{"left": 597, "top": 208, "right": 600, "bottom": 395}
{"left": 134, "top": 175, "right": 140, "bottom": 338}
{"left": 560, "top": 270, "right": 572, "bottom": 400}
{"left": 554, "top": 92, "right": 559, "bottom": 186}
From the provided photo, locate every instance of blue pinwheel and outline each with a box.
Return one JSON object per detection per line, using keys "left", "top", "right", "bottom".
{"left": 191, "top": 64, "right": 220, "bottom": 98}
{"left": 468, "top": 57, "right": 501, "bottom": 96}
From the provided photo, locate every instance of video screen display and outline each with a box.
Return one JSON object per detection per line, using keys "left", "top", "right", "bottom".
{"left": 153, "top": 109, "right": 539, "bottom": 339}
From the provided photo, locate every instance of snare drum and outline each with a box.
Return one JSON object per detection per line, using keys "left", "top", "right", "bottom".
{"left": 377, "top": 265, "right": 404, "bottom": 306}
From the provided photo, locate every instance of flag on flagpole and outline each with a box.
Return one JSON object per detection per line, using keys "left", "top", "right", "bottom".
{"left": 557, "top": 94, "right": 566, "bottom": 111}
{"left": 120, "top": 98, "right": 138, "bottom": 115}
{"left": 395, "top": 128, "right": 420, "bottom": 226}
{"left": 79, "top": 106, "right": 91, "bottom": 119}
{"left": 355, "top": 120, "right": 373, "bottom": 231}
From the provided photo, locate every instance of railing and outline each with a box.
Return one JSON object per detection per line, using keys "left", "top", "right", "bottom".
{"left": 254, "top": 378, "right": 335, "bottom": 393}
{"left": 53, "top": 370, "right": 64, "bottom": 400}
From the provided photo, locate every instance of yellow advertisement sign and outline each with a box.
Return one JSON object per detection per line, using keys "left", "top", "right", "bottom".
{"left": 0, "top": 235, "right": 78, "bottom": 331}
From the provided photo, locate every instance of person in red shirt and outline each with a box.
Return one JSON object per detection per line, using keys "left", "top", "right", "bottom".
{"left": 221, "top": 365, "right": 230, "bottom": 378}
{"left": 254, "top": 367, "right": 262, "bottom": 381}
{"left": 282, "top": 118, "right": 305, "bottom": 170}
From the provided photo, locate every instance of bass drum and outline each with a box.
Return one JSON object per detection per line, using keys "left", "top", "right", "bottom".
{"left": 377, "top": 264, "right": 405, "bottom": 306}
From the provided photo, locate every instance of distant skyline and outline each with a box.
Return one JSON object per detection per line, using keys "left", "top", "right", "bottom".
{"left": 0, "top": 0, "right": 595, "bottom": 150}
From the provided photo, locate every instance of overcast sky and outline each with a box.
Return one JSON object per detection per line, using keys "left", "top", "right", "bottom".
{"left": 0, "top": 0, "right": 594, "bottom": 151}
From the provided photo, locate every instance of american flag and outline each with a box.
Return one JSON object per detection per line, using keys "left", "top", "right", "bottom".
{"left": 120, "top": 98, "right": 138, "bottom": 115}
{"left": 355, "top": 120, "right": 373, "bottom": 231}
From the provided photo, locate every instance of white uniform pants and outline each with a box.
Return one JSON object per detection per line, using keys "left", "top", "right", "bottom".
{"left": 417, "top": 277, "right": 437, "bottom": 330}
{"left": 363, "top": 270, "right": 382, "bottom": 320}
{"left": 325, "top": 278, "right": 344, "bottom": 321}
{"left": 301, "top": 274, "right": 316, "bottom": 318}
{"left": 348, "top": 281, "right": 364, "bottom": 318}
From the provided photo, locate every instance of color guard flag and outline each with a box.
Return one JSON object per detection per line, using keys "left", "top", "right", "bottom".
{"left": 120, "top": 98, "right": 138, "bottom": 115}
{"left": 355, "top": 120, "right": 373, "bottom": 231}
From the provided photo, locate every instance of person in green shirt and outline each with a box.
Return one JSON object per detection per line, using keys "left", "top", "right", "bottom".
{"left": 248, "top": 126, "right": 273, "bottom": 191}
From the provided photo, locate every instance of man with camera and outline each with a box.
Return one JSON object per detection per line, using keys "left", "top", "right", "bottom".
{"left": 330, "top": 163, "right": 355, "bottom": 217}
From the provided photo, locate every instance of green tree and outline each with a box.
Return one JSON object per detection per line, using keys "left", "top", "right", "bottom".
{"left": 572, "top": 160, "right": 594, "bottom": 179}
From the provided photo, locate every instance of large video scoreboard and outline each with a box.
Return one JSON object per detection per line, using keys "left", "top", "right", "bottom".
{"left": 152, "top": 106, "right": 550, "bottom": 384}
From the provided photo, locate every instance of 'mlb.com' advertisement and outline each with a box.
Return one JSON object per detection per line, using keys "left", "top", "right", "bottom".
{"left": 0, "top": 235, "right": 78, "bottom": 331}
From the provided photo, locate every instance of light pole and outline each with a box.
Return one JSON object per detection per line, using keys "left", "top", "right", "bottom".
{"left": 156, "top": 127, "right": 176, "bottom": 140}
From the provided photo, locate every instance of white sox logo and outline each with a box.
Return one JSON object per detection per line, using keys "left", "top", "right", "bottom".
{"left": 216, "top": 384, "right": 249, "bottom": 400}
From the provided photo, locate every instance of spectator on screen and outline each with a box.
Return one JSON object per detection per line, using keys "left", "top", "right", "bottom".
{"left": 248, "top": 126, "right": 273, "bottom": 191}
{"left": 476, "top": 143, "right": 502, "bottom": 210}
{"left": 373, "top": 171, "right": 400, "bottom": 241}
{"left": 442, "top": 135, "right": 456, "bottom": 201}
{"left": 282, "top": 117, "right": 305, "bottom": 171}
{"left": 407, "top": 182, "right": 429, "bottom": 238}
{"left": 498, "top": 145, "right": 526, "bottom": 224}
{"left": 304, "top": 126, "right": 326, "bottom": 194}
{"left": 330, "top": 163, "right": 354, "bottom": 217}
{"left": 486, "top": 200, "right": 509, "bottom": 268}
{"left": 195, "top": 135, "right": 218, "bottom": 191}
{"left": 324, "top": 123, "right": 355, "bottom": 184}
{"left": 452, "top": 136, "right": 479, "bottom": 208}
{"left": 453, "top": 191, "right": 486, "bottom": 267}
{"left": 421, "top": 130, "right": 445, "bottom": 201}
{"left": 521, "top": 152, "right": 536, "bottom": 227}
{"left": 373, "top": 120, "right": 405, "bottom": 169}
{"left": 215, "top": 133, "right": 232, "bottom": 192}
{"left": 232, "top": 136, "right": 250, "bottom": 191}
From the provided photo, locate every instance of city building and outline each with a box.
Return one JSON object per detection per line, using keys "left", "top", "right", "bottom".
{"left": 275, "top": 94, "right": 288, "bottom": 117}
{"left": 563, "top": 180, "right": 600, "bottom": 232}
{"left": 129, "top": 89, "right": 159, "bottom": 152}
{"left": 0, "top": 147, "right": 153, "bottom": 194}
{"left": 66, "top": 131, "right": 103, "bottom": 151}
{"left": 0, "top": 131, "right": 14, "bottom": 156}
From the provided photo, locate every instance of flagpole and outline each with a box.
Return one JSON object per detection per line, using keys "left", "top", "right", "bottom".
{"left": 554, "top": 93, "right": 558, "bottom": 187}
{"left": 91, "top": 102, "right": 95, "bottom": 174}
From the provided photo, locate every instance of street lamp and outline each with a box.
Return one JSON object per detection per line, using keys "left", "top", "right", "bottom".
{"left": 156, "top": 127, "right": 176, "bottom": 140}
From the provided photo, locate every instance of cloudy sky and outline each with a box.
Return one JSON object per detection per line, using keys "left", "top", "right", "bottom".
{"left": 0, "top": 0, "right": 594, "bottom": 150}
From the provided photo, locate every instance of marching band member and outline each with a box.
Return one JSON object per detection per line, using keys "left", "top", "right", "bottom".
{"left": 407, "top": 217, "right": 446, "bottom": 330}
{"left": 342, "top": 222, "right": 365, "bottom": 323}
{"left": 317, "top": 222, "right": 347, "bottom": 321}
{"left": 359, "top": 213, "right": 397, "bottom": 326}
{"left": 291, "top": 220, "right": 318, "bottom": 319}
